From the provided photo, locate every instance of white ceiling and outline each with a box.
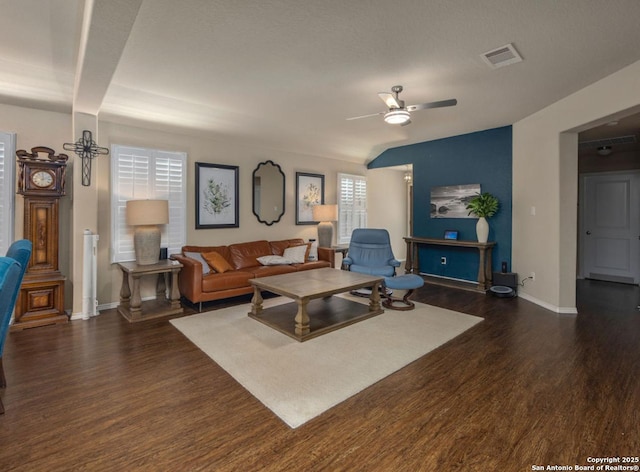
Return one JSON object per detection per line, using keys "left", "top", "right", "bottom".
{"left": 2, "top": 0, "right": 640, "bottom": 164}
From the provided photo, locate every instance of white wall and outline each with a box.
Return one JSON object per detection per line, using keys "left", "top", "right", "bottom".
{"left": 367, "top": 168, "right": 409, "bottom": 260}
{"left": 513, "top": 59, "right": 640, "bottom": 312}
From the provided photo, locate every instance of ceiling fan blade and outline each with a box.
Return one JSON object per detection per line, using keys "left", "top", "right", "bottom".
{"left": 378, "top": 92, "right": 401, "bottom": 109}
{"left": 346, "top": 111, "right": 384, "bottom": 121}
{"left": 406, "top": 98, "right": 457, "bottom": 112}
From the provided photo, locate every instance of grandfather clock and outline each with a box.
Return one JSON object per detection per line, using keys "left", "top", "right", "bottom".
{"left": 12, "top": 146, "right": 69, "bottom": 330}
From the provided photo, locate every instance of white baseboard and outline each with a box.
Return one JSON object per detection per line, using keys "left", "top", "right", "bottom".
{"left": 517, "top": 291, "right": 578, "bottom": 315}
{"left": 70, "top": 297, "right": 157, "bottom": 321}
{"left": 98, "top": 301, "right": 119, "bottom": 311}
{"left": 425, "top": 273, "right": 578, "bottom": 314}
{"left": 419, "top": 272, "right": 477, "bottom": 285}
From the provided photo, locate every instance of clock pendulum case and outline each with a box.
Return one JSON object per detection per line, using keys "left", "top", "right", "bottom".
{"left": 13, "top": 146, "right": 69, "bottom": 330}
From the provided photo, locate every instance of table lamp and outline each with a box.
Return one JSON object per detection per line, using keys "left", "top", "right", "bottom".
{"left": 312, "top": 204, "right": 337, "bottom": 248}
{"left": 126, "top": 199, "right": 169, "bottom": 265}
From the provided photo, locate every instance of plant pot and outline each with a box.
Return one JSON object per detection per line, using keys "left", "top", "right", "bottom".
{"left": 476, "top": 217, "right": 489, "bottom": 243}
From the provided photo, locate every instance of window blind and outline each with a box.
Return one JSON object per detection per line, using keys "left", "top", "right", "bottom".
{"left": 0, "top": 132, "right": 16, "bottom": 255}
{"left": 337, "top": 173, "right": 367, "bottom": 244}
{"left": 110, "top": 145, "right": 186, "bottom": 263}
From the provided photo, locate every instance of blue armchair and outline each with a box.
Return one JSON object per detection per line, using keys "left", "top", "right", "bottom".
{"left": 342, "top": 228, "right": 400, "bottom": 277}
{"left": 1, "top": 240, "right": 32, "bottom": 414}
{"left": 0, "top": 258, "right": 22, "bottom": 414}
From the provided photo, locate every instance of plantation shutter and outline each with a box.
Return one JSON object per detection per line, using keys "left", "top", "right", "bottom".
{"left": 110, "top": 145, "right": 186, "bottom": 263}
{"left": 337, "top": 173, "right": 367, "bottom": 244}
{"left": 0, "top": 132, "right": 16, "bottom": 255}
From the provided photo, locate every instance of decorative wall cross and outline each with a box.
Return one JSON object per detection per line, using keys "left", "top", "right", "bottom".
{"left": 63, "top": 130, "right": 109, "bottom": 186}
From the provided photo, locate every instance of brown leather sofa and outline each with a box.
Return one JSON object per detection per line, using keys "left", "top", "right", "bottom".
{"left": 171, "top": 238, "right": 333, "bottom": 310}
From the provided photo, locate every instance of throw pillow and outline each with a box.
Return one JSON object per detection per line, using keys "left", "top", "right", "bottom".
{"left": 202, "top": 251, "right": 233, "bottom": 273}
{"left": 257, "top": 255, "right": 293, "bottom": 266}
{"left": 283, "top": 244, "right": 308, "bottom": 264}
{"left": 308, "top": 240, "right": 318, "bottom": 261}
{"left": 184, "top": 251, "right": 211, "bottom": 275}
{"left": 302, "top": 243, "right": 312, "bottom": 261}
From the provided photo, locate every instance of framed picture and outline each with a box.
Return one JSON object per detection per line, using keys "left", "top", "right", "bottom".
{"left": 195, "top": 162, "right": 239, "bottom": 229}
{"left": 430, "top": 184, "right": 480, "bottom": 218}
{"left": 296, "top": 172, "right": 324, "bottom": 224}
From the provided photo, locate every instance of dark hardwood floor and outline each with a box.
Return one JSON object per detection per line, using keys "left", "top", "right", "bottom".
{"left": 1, "top": 280, "right": 638, "bottom": 471}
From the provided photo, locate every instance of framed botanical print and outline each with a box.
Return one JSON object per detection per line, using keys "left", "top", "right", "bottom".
{"left": 296, "top": 172, "right": 324, "bottom": 225}
{"left": 195, "top": 162, "right": 239, "bottom": 228}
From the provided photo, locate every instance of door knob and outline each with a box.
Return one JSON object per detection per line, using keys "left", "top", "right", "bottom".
{"left": 586, "top": 231, "right": 591, "bottom": 235}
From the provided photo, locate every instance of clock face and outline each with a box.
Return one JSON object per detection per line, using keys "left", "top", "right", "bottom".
{"left": 31, "top": 170, "right": 54, "bottom": 188}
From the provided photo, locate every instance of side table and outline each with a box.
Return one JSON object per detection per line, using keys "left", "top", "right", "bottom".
{"left": 332, "top": 245, "right": 349, "bottom": 270}
{"left": 320, "top": 245, "right": 349, "bottom": 269}
{"left": 117, "top": 260, "right": 183, "bottom": 322}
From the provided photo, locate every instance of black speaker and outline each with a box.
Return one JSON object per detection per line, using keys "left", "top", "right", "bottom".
{"left": 159, "top": 247, "right": 168, "bottom": 260}
{"left": 501, "top": 261, "right": 508, "bottom": 273}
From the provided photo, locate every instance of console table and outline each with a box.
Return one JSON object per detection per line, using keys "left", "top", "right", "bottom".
{"left": 117, "top": 260, "right": 183, "bottom": 322}
{"left": 404, "top": 237, "right": 496, "bottom": 292}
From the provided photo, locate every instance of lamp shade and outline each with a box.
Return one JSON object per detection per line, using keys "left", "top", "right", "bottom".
{"left": 312, "top": 204, "right": 337, "bottom": 222}
{"left": 126, "top": 200, "right": 169, "bottom": 226}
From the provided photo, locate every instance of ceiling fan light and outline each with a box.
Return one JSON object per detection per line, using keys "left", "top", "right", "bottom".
{"left": 384, "top": 109, "right": 411, "bottom": 124}
{"left": 597, "top": 145, "right": 612, "bottom": 156}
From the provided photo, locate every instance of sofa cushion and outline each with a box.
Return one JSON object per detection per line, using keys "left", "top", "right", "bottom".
{"left": 202, "top": 271, "right": 254, "bottom": 292}
{"left": 202, "top": 251, "right": 233, "bottom": 273}
{"left": 250, "top": 265, "right": 297, "bottom": 277}
{"left": 229, "top": 240, "right": 271, "bottom": 269}
{"left": 283, "top": 244, "right": 310, "bottom": 263}
{"left": 294, "top": 260, "right": 332, "bottom": 271}
{"left": 269, "top": 238, "right": 305, "bottom": 256}
{"left": 257, "top": 255, "right": 293, "bottom": 266}
{"left": 183, "top": 251, "right": 211, "bottom": 275}
{"left": 183, "top": 245, "right": 231, "bottom": 262}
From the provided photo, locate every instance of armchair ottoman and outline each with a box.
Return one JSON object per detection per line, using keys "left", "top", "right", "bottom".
{"left": 382, "top": 274, "right": 424, "bottom": 310}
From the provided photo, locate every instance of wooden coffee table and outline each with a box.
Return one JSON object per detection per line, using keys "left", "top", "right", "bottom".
{"left": 248, "top": 268, "right": 384, "bottom": 341}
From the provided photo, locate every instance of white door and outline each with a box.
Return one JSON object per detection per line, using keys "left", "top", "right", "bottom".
{"left": 580, "top": 171, "right": 640, "bottom": 284}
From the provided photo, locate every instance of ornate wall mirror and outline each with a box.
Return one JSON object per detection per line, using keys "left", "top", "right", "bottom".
{"left": 252, "top": 160, "right": 285, "bottom": 225}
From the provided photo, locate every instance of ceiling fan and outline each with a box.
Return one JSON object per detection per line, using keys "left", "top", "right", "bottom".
{"left": 347, "top": 85, "right": 457, "bottom": 126}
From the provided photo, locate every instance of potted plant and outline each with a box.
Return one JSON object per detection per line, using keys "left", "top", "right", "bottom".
{"left": 466, "top": 192, "right": 499, "bottom": 243}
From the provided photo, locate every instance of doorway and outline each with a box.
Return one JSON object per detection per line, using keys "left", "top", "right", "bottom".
{"left": 576, "top": 112, "right": 640, "bottom": 310}
{"left": 576, "top": 111, "right": 640, "bottom": 311}
{"left": 579, "top": 171, "right": 640, "bottom": 284}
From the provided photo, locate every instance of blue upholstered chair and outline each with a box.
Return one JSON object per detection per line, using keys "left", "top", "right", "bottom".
{"left": 1, "top": 240, "right": 32, "bottom": 414}
{"left": 3, "top": 240, "right": 31, "bottom": 337}
{"left": 0, "top": 258, "right": 23, "bottom": 414}
{"left": 342, "top": 228, "right": 401, "bottom": 277}
{"left": 5, "top": 239, "right": 32, "bottom": 274}
{"left": 343, "top": 229, "right": 424, "bottom": 310}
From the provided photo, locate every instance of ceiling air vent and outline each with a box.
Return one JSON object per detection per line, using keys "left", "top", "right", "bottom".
{"left": 578, "top": 134, "right": 637, "bottom": 150}
{"left": 481, "top": 43, "right": 523, "bottom": 69}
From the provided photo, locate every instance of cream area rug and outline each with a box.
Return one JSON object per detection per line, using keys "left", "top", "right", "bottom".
{"left": 170, "top": 295, "right": 482, "bottom": 428}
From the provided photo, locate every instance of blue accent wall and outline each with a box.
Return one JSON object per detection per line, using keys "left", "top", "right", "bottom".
{"left": 368, "top": 126, "right": 512, "bottom": 282}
